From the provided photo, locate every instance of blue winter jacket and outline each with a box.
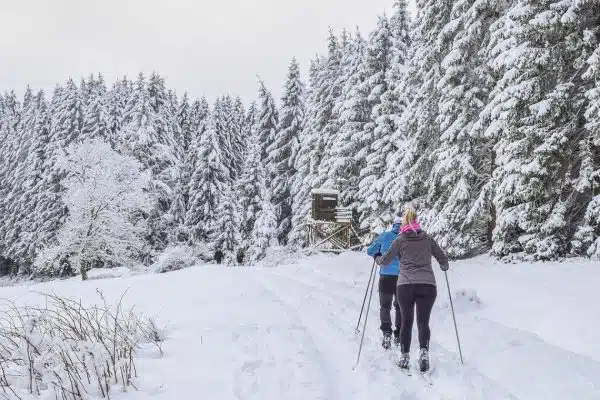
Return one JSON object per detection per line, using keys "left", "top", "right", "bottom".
{"left": 366, "top": 224, "right": 400, "bottom": 276}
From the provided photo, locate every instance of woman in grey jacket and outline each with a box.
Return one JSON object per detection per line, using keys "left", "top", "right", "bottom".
{"left": 375, "top": 205, "right": 449, "bottom": 372}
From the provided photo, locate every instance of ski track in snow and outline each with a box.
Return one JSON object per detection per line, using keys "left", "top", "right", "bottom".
{"left": 232, "top": 272, "right": 338, "bottom": 400}
{"left": 277, "top": 261, "right": 600, "bottom": 400}
{"left": 254, "top": 270, "right": 427, "bottom": 400}
{"left": 262, "top": 268, "right": 519, "bottom": 400}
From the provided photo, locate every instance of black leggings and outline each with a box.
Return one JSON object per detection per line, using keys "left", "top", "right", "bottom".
{"left": 378, "top": 275, "right": 401, "bottom": 335}
{"left": 396, "top": 284, "right": 437, "bottom": 353}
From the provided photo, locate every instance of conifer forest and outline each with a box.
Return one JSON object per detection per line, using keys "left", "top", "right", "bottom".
{"left": 2, "top": 0, "right": 600, "bottom": 278}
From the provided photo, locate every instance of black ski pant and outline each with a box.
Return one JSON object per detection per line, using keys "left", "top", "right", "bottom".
{"left": 397, "top": 283, "right": 437, "bottom": 353}
{"left": 379, "top": 275, "right": 401, "bottom": 336}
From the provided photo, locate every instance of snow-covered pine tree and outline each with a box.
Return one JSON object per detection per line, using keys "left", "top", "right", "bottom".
{"left": 120, "top": 73, "right": 179, "bottom": 253}
{"left": 245, "top": 100, "right": 258, "bottom": 135}
{"left": 356, "top": 15, "right": 400, "bottom": 232}
{"left": 231, "top": 97, "right": 247, "bottom": 177}
{"left": 212, "top": 95, "right": 237, "bottom": 180}
{"left": 247, "top": 191, "right": 278, "bottom": 263}
{"left": 185, "top": 112, "right": 231, "bottom": 245}
{"left": 383, "top": 0, "right": 454, "bottom": 211}
{"left": 256, "top": 80, "right": 279, "bottom": 166}
{"left": 81, "top": 73, "right": 110, "bottom": 142}
{"left": 236, "top": 133, "right": 265, "bottom": 250}
{"left": 107, "top": 77, "right": 131, "bottom": 147}
{"left": 320, "top": 30, "right": 368, "bottom": 209}
{"left": 3, "top": 91, "right": 53, "bottom": 267}
{"left": 0, "top": 92, "right": 21, "bottom": 262}
{"left": 1, "top": 88, "right": 36, "bottom": 266}
{"left": 50, "top": 78, "right": 84, "bottom": 152}
{"left": 188, "top": 97, "right": 210, "bottom": 174}
{"left": 12, "top": 79, "right": 86, "bottom": 270}
{"left": 147, "top": 73, "right": 178, "bottom": 148}
{"left": 484, "top": 0, "right": 600, "bottom": 260}
{"left": 171, "top": 96, "right": 210, "bottom": 244}
{"left": 289, "top": 56, "right": 326, "bottom": 247}
{"left": 212, "top": 95, "right": 247, "bottom": 182}
{"left": 33, "top": 139, "right": 152, "bottom": 279}
{"left": 564, "top": 1, "right": 600, "bottom": 257}
{"left": 378, "top": 0, "right": 411, "bottom": 211}
{"left": 169, "top": 92, "right": 194, "bottom": 236}
{"left": 268, "top": 58, "right": 305, "bottom": 244}
{"left": 424, "top": 0, "right": 507, "bottom": 258}
{"left": 167, "top": 89, "right": 183, "bottom": 158}
{"left": 290, "top": 32, "right": 345, "bottom": 248}
{"left": 311, "top": 30, "right": 343, "bottom": 190}
{"left": 178, "top": 92, "right": 193, "bottom": 153}
{"left": 211, "top": 184, "right": 241, "bottom": 262}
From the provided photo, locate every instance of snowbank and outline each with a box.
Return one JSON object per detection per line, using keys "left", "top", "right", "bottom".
{"left": 445, "top": 288, "right": 484, "bottom": 313}
{"left": 251, "top": 246, "right": 326, "bottom": 268}
{"left": 151, "top": 245, "right": 200, "bottom": 273}
{"left": 86, "top": 266, "right": 136, "bottom": 280}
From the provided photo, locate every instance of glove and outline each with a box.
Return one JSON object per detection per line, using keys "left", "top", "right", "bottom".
{"left": 440, "top": 264, "right": 449, "bottom": 271}
{"left": 373, "top": 252, "right": 382, "bottom": 265}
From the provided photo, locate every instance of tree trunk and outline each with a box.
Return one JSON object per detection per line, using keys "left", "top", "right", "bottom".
{"left": 488, "top": 148, "right": 496, "bottom": 249}
{"left": 81, "top": 260, "right": 89, "bottom": 281}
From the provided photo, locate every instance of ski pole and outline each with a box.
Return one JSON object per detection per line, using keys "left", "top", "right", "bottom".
{"left": 354, "top": 263, "right": 378, "bottom": 369}
{"left": 444, "top": 270, "right": 464, "bottom": 365}
{"left": 355, "top": 260, "right": 377, "bottom": 334}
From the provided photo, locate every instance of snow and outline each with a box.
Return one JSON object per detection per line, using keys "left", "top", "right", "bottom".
{"left": 1, "top": 252, "right": 600, "bottom": 399}
{"left": 311, "top": 188, "right": 340, "bottom": 195}
{"left": 86, "top": 266, "right": 137, "bottom": 280}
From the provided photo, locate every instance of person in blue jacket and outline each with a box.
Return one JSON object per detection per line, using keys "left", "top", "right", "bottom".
{"left": 367, "top": 216, "right": 402, "bottom": 350}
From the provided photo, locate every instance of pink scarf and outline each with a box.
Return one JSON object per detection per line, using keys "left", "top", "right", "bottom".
{"left": 400, "top": 221, "right": 421, "bottom": 234}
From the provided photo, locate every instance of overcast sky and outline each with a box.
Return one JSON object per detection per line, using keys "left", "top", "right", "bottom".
{"left": 0, "top": 0, "right": 415, "bottom": 105}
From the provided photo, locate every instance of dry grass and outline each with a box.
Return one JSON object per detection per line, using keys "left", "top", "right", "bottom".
{"left": 0, "top": 289, "right": 164, "bottom": 399}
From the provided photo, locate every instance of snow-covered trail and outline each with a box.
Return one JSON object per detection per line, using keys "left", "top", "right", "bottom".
{"left": 255, "top": 269, "right": 517, "bottom": 400}
{"left": 2, "top": 252, "right": 600, "bottom": 399}
{"left": 273, "top": 258, "right": 600, "bottom": 400}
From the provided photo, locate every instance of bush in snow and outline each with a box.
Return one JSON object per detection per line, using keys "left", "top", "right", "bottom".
{"left": 151, "top": 245, "right": 199, "bottom": 273}
{"left": 0, "top": 291, "right": 164, "bottom": 399}
{"left": 33, "top": 139, "right": 153, "bottom": 281}
{"left": 246, "top": 197, "right": 278, "bottom": 263}
{"left": 251, "top": 246, "right": 322, "bottom": 268}
{"left": 446, "top": 289, "right": 484, "bottom": 313}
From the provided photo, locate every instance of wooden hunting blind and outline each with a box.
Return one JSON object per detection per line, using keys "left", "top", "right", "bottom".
{"left": 307, "top": 188, "right": 365, "bottom": 253}
{"left": 311, "top": 189, "right": 339, "bottom": 221}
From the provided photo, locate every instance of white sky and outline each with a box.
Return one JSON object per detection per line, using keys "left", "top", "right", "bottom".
{"left": 0, "top": 0, "right": 416, "bottom": 105}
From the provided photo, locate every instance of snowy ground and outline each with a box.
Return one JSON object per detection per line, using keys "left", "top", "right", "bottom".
{"left": 1, "top": 252, "right": 600, "bottom": 399}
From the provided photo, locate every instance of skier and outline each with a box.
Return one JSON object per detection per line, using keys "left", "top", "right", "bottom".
{"left": 375, "top": 205, "right": 449, "bottom": 373}
{"left": 214, "top": 249, "right": 224, "bottom": 264}
{"left": 366, "top": 216, "right": 403, "bottom": 350}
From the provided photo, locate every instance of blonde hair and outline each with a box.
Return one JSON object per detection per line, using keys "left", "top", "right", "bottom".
{"left": 403, "top": 204, "right": 418, "bottom": 226}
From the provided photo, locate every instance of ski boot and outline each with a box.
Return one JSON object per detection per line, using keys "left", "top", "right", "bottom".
{"left": 418, "top": 348, "right": 430, "bottom": 372}
{"left": 398, "top": 352, "right": 410, "bottom": 370}
{"left": 381, "top": 333, "right": 392, "bottom": 350}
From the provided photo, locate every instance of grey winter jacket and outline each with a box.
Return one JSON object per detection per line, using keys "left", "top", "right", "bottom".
{"left": 376, "top": 230, "right": 449, "bottom": 286}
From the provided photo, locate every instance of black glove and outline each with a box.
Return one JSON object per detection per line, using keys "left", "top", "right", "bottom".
{"left": 440, "top": 264, "right": 449, "bottom": 271}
